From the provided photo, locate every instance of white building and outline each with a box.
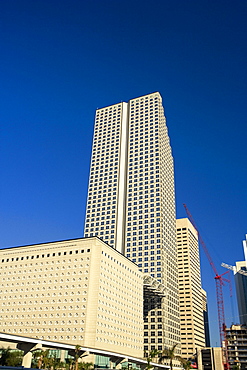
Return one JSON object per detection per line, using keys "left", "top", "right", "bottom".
{"left": 84, "top": 92, "right": 180, "bottom": 356}
{"left": 176, "top": 218, "right": 205, "bottom": 359}
{"left": 234, "top": 235, "right": 247, "bottom": 326}
{"left": 0, "top": 237, "right": 144, "bottom": 358}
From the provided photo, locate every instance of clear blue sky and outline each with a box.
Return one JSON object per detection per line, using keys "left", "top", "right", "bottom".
{"left": 1, "top": 0, "right": 247, "bottom": 347}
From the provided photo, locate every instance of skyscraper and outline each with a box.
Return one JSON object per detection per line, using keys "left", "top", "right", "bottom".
{"left": 176, "top": 218, "right": 205, "bottom": 359}
{"left": 84, "top": 92, "right": 180, "bottom": 354}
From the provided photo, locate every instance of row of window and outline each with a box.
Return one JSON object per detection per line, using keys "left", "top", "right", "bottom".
{"left": 1, "top": 249, "right": 91, "bottom": 263}
{"left": 144, "top": 331, "right": 163, "bottom": 337}
{"left": 144, "top": 345, "right": 163, "bottom": 351}
{"left": 2, "top": 329, "right": 82, "bottom": 341}
{"left": 126, "top": 243, "right": 161, "bottom": 251}
{"left": 95, "top": 119, "right": 121, "bottom": 124}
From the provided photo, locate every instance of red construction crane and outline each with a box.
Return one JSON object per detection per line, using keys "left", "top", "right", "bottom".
{"left": 183, "top": 204, "right": 230, "bottom": 369}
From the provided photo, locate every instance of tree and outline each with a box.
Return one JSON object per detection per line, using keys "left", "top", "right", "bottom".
{"left": 0, "top": 347, "right": 11, "bottom": 366}
{"left": 158, "top": 344, "right": 185, "bottom": 370}
{"left": 182, "top": 360, "right": 192, "bottom": 370}
{"left": 0, "top": 347, "right": 23, "bottom": 367}
{"left": 78, "top": 361, "right": 94, "bottom": 370}
{"left": 74, "top": 345, "right": 82, "bottom": 370}
{"left": 65, "top": 357, "right": 74, "bottom": 370}
{"left": 49, "top": 354, "right": 66, "bottom": 370}
{"left": 145, "top": 349, "right": 161, "bottom": 370}
{"left": 32, "top": 349, "right": 50, "bottom": 369}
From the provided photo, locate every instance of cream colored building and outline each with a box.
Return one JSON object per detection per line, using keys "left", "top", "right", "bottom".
{"left": 176, "top": 218, "right": 205, "bottom": 359}
{"left": 0, "top": 237, "right": 143, "bottom": 358}
{"left": 84, "top": 93, "right": 180, "bottom": 358}
{"left": 197, "top": 347, "right": 224, "bottom": 370}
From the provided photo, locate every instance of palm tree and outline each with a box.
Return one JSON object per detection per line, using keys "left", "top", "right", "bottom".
{"left": 74, "top": 345, "right": 82, "bottom": 370}
{"left": 65, "top": 357, "right": 74, "bottom": 370}
{"left": 49, "top": 354, "right": 65, "bottom": 370}
{"left": 33, "top": 349, "right": 50, "bottom": 369}
{"left": 145, "top": 349, "right": 160, "bottom": 370}
{"left": 158, "top": 344, "right": 184, "bottom": 370}
{"left": 182, "top": 360, "right": 192, "bottom": 370}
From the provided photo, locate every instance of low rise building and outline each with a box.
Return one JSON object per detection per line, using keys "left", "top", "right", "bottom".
{"left": 0, "top": 237, "right": 144, "bottom": 358}
{"left": 197, "top": 347, "right": 223, "bottom": 370}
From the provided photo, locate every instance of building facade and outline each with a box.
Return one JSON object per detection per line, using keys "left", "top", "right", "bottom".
{"left": 235, "top": 261, "right": 247, "bottom": 326}
{"left": 197, "top": 347, "right": 224, "bottom": 370}
{"left": 176, "top": 218, "right": 205, "bottom": 359}
{"left": 202, "top": 288, "right": 210, "bottom": 347}
{"left": 234, "top": 235, "right": 247, "bottom": 326}
{"left": 226, "top": 324, "right": 247, "bottom": 369}
{"left": 0, "top": 237, "right": 143, "bottom": 358}
{"left": 84, "top": 93, "right": 180, "bottom": 356}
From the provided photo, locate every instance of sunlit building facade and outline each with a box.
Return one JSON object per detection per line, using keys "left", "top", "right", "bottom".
{"left": 176, "top": 218, "right": 205, "bottom": 359}
{"left": 234, "top": 235, "right": 247, "bottom": 326}
{"left": 0, "top": 237, "right": 143, "bottom": 358}
{"left": 84, "top": 92, "right": 180, "bottom": 356}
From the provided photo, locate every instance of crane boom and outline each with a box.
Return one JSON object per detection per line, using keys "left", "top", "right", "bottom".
{"left": 221, "top": 262, "right": 235, "bottom": 272}
{"left": 222, "top": 262, "right": 247, "bottom": 276}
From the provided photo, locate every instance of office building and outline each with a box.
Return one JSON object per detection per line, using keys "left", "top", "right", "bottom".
{"left": 0, "top": 237, "right": 144, "bottom": 358}
{"left": 197, "top": 347, "right": 224, "bottom": 370}
{"left": 176, "top": 218, "right": 205, "bottom": 359}
{"left": 234, "top": 235, "right": 247, "bottom": 326}
{"left": 84, "top": 93, "right": 180, "bottom": 355}
{"left": 226, "top": 324, "right": 247, "bottom": 369}
{"left": 202, "top": 288, "right": 210, "bottom": 347}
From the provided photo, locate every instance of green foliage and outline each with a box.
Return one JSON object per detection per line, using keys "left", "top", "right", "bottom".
{"left": 182, "top": 361, "right": 192, "bottom": 370}
{"left": 78, "top": 361, "right": 94, "bottom": 370}
{"left": 48, "top": 355, "right": 66, "bottom": 370}
{"left": 0, "top": 347, "right": 23, "bottom": 366}
{"left": 158, "top": 344, "right": 185, "bottom": 370}
{"left": 69, "top": 345, "right": 92, "bottom": 370}
{"left": 145, "top": 348, "right": 161, "bottom": 370}
{"left": 74, "top": 345, "right": 82, "bottom": 370}
{"left": 32, "top": 349, "right": 65, "bottom": 370}
{"left": 33, "top": 349, "right": 50, "bottom": 369}
{"left": 65, "top": 357, "right": 74, "bottom": 370}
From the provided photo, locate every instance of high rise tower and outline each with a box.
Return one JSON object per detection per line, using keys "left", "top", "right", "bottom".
{"left": 84, "top": 92, "right": 180, "bottom": 353}
{"left": 176, "top": 218, "right": 206, "bottom": 359}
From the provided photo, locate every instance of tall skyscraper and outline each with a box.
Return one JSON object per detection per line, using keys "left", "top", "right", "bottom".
{"left": 84, "top": 92, "right": 180, "bottom": 354}
{"left": 176, "top": 218, "right": 205, "bottom": 359}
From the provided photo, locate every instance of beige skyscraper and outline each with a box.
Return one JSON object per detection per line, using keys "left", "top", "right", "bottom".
{"left": 176, "top": 218, "right": 205, "bottom": 359}
{"left": 84, "top": 92, "right": 180, "bottom": 355}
